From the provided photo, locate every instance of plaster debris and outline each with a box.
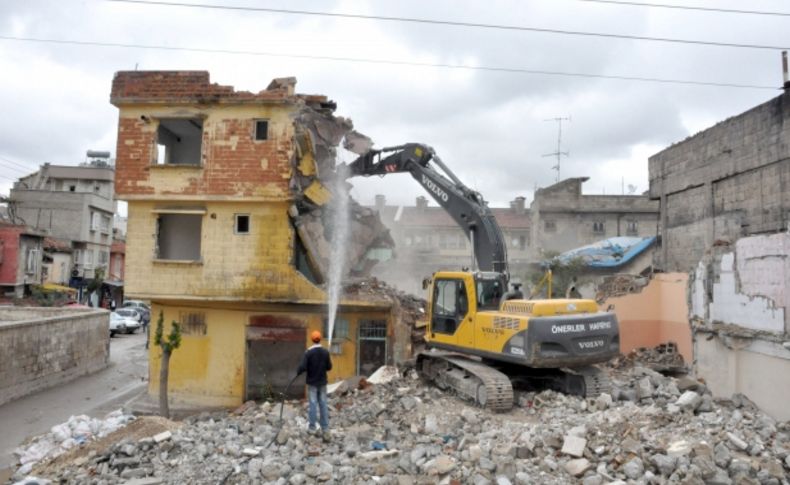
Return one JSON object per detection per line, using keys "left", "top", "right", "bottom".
{"left": 12, "top": 363, "right": 790, "bottom": 484}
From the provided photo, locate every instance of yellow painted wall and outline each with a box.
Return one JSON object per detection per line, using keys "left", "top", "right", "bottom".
{"left": 148, "top": 304, "right": 392, "bottom": 406}
{"left": 125, "top": 200, "right": 326, "bottom": 302}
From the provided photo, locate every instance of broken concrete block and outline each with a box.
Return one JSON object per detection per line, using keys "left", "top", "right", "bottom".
{"left": 564, "top": 458, "right": 591, "bottom": 477}
{"left": 153, "top": 431, "right": 172, "bottom": 443}
{"left": 561, "top": 435, "right": 587, "bottom": 458}
{"left": 636, "top": 377, "right": 654, "bottom": 400}
{"left": 622, "top": 457, "right": 644, "bottom": 479}
{"left": 675, "top": 391, "right": 702, "bottom": 411}
{"left": 726, "top": 432, "right": 748, "bottom": 451}
{"left": 424, "top": 455, "right": 455, "bottom": 475}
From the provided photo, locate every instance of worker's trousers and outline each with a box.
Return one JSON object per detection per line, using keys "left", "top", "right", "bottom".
{"left": 307, "top": 384, "right": 329, "bottom": 431}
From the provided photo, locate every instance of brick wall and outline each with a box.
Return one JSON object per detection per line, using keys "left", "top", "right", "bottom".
{"left": 0, "top": 307, "right": 109, "bottom": 405}
{"left": 650, "top": 92, "right": 790, "bottom": 272}
{"left": 113, "top": 106, "right": 297, "bottom": 199}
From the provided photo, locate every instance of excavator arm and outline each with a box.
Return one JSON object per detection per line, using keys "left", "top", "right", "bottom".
{"left": 345, "top": 143, "right": 509, "bottom": 276}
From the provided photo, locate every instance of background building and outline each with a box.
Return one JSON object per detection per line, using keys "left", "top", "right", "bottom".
{"left": 529, "top": 177, "right": 659, "bottom": 261}
{"left": 0, "top": 222, "right": 44, "bottom": 297}
{"left": 9, "top": 160, "right": 115, "bottom": 280}
{"left": 371, "top": 194, "right": 530, "bottom": 294}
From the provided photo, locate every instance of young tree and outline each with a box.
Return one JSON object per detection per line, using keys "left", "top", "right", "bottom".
{"left": 154, "top": 310, "right": 181, "bottom": 419}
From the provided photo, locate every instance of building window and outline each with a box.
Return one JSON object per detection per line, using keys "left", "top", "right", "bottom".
{"left": 90, "top": 212, "right": 100, "bottom": 231}
{"left": 254, "top": 120, "right": 269, "bottom": 141}
{"left": 593, "top": 221, "right": 605, "bottom": 234}
{"left": 113, "top": 256, "right": 122, "bottom": 277}
{"left": 26, "top": 249, "right": 39, "bottom": 274}
{"left": 98, "top": 251, "right": 109, "bottom": 267}
{"left": 180, "top": 312, "right": 207, "bottom": 336}
{"left": 155, "top": 118, "right": 203, "bottom": 166}
{"left": 519, "top": 235, "right": 527, "bottom": 249}
{"left": 329, "top": 342, "right": 343, "bottom": 355}
{"left": 323, "top": 318, "right": 350, "bottom": 340}
{"left": 155, "top": 214, "right": 202, "bottom": 261}
{"left": 544, "top": 220, "right": 556, "bottom": 232}
{"left": 235, "top": 214, "right": 250, "bottom": 234}
{"left": 83, "top": 250, "right": 94, "bottom": 268}
{"left": 101, "top": 214, "right": 112, "bottom": 234}
{"left": 626, "top": 220, "right": 638, "bottom": 235}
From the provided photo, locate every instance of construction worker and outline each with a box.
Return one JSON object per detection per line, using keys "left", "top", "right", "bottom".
{"left": 296, "top": 330, "right": 333, "bottom": 442}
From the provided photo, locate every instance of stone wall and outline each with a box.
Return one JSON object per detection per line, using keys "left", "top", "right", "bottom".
{"left": 650, "top": 92, "right": 790, "bottom": 272}
{"left": 0, "top": 307, "right": 109, "bottom": 406}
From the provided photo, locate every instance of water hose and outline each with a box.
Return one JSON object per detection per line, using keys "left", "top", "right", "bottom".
{"left": 266, "top": 372, "right": 302, "bottom": 448}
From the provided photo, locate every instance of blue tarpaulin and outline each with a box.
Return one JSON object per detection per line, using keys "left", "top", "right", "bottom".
{"left": 548, "top": 236, "right": 657, "bottom": 269}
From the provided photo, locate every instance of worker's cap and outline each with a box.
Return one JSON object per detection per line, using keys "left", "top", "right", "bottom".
{"left": 311, "top": 330, "right": 322, "bottom": 343}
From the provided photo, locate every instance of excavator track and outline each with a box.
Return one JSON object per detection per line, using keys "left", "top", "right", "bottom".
{"left": 418, "top": 352, "right": 514, "bottom": 412}
{"left": 562, "top": 365, "right": 612, "bottom": 397}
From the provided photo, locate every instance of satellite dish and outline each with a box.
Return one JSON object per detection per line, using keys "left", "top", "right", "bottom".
{"left": 627, "top": 184, "right": 637, "bottom": 195}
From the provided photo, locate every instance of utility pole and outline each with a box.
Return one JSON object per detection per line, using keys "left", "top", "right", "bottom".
{"left": 542, "top": 116, "right": 570, "bottom": 183}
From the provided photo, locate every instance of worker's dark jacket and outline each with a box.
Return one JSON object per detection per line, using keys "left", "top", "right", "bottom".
{"left": 297, "top": 344, "right": 333, "bottom": 387}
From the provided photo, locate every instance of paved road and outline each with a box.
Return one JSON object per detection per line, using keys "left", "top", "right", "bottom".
{"left": 0, "top": 330, "right": 149, "bottom": 472}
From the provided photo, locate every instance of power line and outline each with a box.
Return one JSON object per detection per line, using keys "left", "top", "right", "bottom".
{"left": 0, "top": 161, "right": 29, "bottom": 176}
{"left": 103, "top": 0, "right": 788, "bottom": 51}
{"left": 574, "top": 0, "right": 790, "bottom": 17}
{"left": 0, "top": 155, "right": 36, "bottom": 172}
{"left": 0, "top": 35, "right": 779, "bottom": 91}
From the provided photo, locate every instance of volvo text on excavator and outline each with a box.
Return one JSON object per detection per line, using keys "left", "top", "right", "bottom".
{"left": 345, "top": 143, "right": 620, "bottom": 411}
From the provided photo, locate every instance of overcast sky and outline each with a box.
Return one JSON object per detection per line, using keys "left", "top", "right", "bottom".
{"left": 0, "top": 0, "right": 787, "bottom": 212}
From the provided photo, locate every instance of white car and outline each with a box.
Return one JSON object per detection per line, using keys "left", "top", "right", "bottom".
{"left": 110, "top": 312, "right": 128, "bottom": 337}
{"left": 111, "top": 311, "right": 141, "bottom": 335}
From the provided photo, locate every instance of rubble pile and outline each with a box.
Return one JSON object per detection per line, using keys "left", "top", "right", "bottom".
{"left": 17, "top": 365, "right": 790, "bottom": 485}
{"left": 611, "top": 342, "right": 687, "bottom": 373}
{"left": 13, "top": 410, "right": 134, "bottom": 476}
{"left": 595, "top": 275, "right": 650, "bottom": 303}
{"left": 345, "top": 278, "right": 427, "bottom": 353}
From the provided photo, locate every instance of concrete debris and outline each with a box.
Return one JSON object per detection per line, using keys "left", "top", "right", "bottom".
{"left": 595, "top": 273, "right": 650, "bottom": 302}
{"left": 13, "top": 362, "right": 790, "bottom": 484}
{"left": 12, "top": 409, "right": 134, "bottom": 476}
{"left": 290, "top": 101, "right": 393, "bottom": 281}
{"left": 367, "top": 365, "right": 399, "bottom": 385}
{"left": 611, "top": 342, "right": 687, "bottom": 372}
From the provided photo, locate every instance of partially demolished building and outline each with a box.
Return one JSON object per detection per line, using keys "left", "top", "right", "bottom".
{"left": 649, "top": 91, "right": 790, "bottom": 420}
{"left": 111, "top": 71, "right": 400, "bottom": 407}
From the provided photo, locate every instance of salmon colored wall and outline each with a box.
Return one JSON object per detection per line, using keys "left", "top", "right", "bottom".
{"left": 601, "top": 273, "right": 692, "bottom": 363}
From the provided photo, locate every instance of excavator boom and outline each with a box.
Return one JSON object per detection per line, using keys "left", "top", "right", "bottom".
{"left": 346, "top": 143, "right": 509, "bottom": 276}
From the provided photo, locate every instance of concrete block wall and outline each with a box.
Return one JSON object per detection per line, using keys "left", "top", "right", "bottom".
{"left": 650, "top": 92, "right": 790, "bottom": 272}
{"left": 0, "top": 307, "right": 109, "bottom": 406}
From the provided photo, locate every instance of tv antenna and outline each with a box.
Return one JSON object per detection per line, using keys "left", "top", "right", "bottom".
{"left": 542, "top": 116, "right": 570, "bottom": 183}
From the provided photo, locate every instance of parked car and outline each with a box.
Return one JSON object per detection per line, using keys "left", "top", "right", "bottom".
{"left": 109, "top": 312, "right": 128, "bottom": 337}
{"left": 113, "top": 309, "right": 142, "bottom": 334}
{"left": 123, "top": 300, "right": 151, "bottom": 325}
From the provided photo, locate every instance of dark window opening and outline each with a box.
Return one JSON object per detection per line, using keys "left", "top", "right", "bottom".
{"left": 235, "top": 214, "right": 250, "bottom": 234}
{"left": 626, "top": 220, "right": 638, "bottom": 235}
{"left": 69, "top": 185, "right": 76, "bottom": 192}
{"left": 544, "top": 220, "right": 556, "bottom": 232}
{"left": 294, "top": 233, "right": 321, "bottom": 285}
{"left": 593, "top": 221, "right": 605, "bottom": 234}
{"left": 156, "top": 118, "right": 203, "bottom": 165}
{"left": 255, "top": 120, "right": 269, "bottom": 141}
{"left": 155, "top": 213, "right": 202, "bottom": 261}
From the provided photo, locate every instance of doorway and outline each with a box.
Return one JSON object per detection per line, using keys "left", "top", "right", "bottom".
{"left": 357, "top": 320, "right": 387, "bottom": 377}
{"left": 246, "top": 324, "right": 305, "bottom": 400}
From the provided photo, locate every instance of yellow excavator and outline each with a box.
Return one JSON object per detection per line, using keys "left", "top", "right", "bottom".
{"left": 346, "top": 143, "right": 620, "bottom": 411}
